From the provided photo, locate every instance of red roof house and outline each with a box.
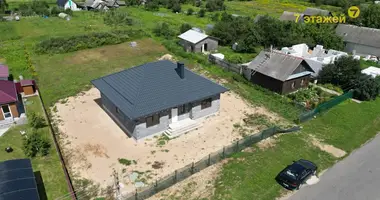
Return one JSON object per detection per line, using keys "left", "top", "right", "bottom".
{"left": 0, "top": 80, "right": 20, "bottom": 121}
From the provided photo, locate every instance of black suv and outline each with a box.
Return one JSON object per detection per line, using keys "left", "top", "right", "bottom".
{"left": 275, "top": 159, "right": 317, "bottom": 190}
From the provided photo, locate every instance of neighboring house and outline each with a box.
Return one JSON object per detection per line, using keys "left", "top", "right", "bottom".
{"left": 91, "top": 60, "right": 228, "bottom": 140}
{"left": 279, "top": 11, "right": 303, "bottom": 22}
{"left": 178, "top": 29, "right": 219, "bottom": 53}
{"left": 362, "top": 66, "right": 380, "bottom": 78}
{"left": 0, "top": 80, "right": 20, "bottom": 122}
{"left": 57, "top": 0, "right": 81, "bottom": 11}
{"left": 0, "top": 65, "right": 9, "bottom": 81}
{"left": 84, "top": 0, "right": 124, "bottom": 9}
{"left": 336, "top": 24, "right": 380, "bottom": 57}
{"left": 303, "top": 7, "right": 332, "bottom": 17}
{"left": 105, "top": 0, "right": 126, "bottom": 7}
{"left": 0, "top": 159, "right": 40, "bottom": 200}
{"left": 280, "top": 43, "right": 348, "bottom": 77}
{"left": 242, "top": 50, "right": 315, "bottom": 94}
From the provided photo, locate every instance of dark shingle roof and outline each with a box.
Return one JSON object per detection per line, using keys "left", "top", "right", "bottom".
{"left": 336, "top": 24, "right": 380, "bottom": 49}
{"left": 92, "top": 60, "right": 228, "bottom": 120}
{"left": 245, "top": 51, "right": 314, "bottom": 81}
{"left": 303, "top": 7, "right": 331, "bottom": 16}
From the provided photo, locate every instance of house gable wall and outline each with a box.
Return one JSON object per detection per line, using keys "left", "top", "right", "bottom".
{"left": 251, "top": 72, "right": 284, "bottom": 94}
{"left": 344, "top": 42, "right": 380, "bottom": 57}
{"left": 282, "top": 75, "right": 310, "bottom": 94}
{"left": 9, "top": 103, "right": 19, "bottom": 118}
{"left": 292, "top": 62, "right": 311, "bottom": 75}
{"left": 193, "top": 38, "right": 218, "bottom": 52}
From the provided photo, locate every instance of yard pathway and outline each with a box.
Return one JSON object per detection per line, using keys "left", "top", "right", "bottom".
{"left": 310, "top": 84, "right": 342, "bottom": 96}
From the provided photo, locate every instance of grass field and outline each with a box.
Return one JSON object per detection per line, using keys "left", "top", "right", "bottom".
{"left": 33, "top": 38, "right": 168, "bottom": 106}
{"left": 0, "top": 96, "right": 68, "bottom": 199}
{"left": 212, "top": 98, "right": 380, "bottom": 200}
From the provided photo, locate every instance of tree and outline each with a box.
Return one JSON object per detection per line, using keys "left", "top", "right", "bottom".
{"left": 0, "top": 0, "right": 8, "bottom": 13}
{"left": 361, "top": 4, "right": 380, "bottom": 29}
{"left": 198, "top": 8, "right": 205, "bottom": 17}
{"left": 353, "top": 74, "right": 380, "bottom": 101}
{"left": 205, "top": 0, "right": 225, "bottom": 12}
{"left": 236, "top": 24, "right": 262, "bottom": 53}
{"left": 180, "top": 23, "right": 192, "bottom": 33}
{"left": 211, "top": 12, "right": 220, "bottom": 21}
{"left": 28, "top": 111, "right": 45, "bottom": 129}
{"left": 22, "top": 130, "right": 51, "bottom": 157}
{"left": 194, "top": 0, "right": 201, "bottom": 7}
{"left": 187, "top": 8, "right": 194, "bottom": 15}
{"left": 171, "top": 3, "right": 181, "bottom": 12}
{"left": 317, "top": 56, "right": 361, "bottom": 88}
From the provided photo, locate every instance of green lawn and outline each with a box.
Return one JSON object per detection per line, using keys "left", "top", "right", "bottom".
{"left": 33, "top": 38, "right": 169, "bottom": 106}
{"left": 212, "top": 98, "right": 380, "bottom": 200}
{"left": 360, "top": 59, "right": 380, "bottom": 69}
{"left": 0, "top": 96, "right": 68, "bottom": 199}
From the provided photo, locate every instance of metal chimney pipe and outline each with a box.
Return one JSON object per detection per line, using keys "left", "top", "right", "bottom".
{"left": 177, "top": 62, "right": 185, "bottom": 79}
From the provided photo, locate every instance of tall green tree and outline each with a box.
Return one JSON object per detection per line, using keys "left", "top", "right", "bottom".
{"left": 353, "top": 74, "right": 380, "bottom": 101}
{"left": 317, "top": 56, "right": 361, "bottom": 88}
{"left": 361, "top": 4, "right": 380, "bottom": 29}
{"left": 0, "top": 0, "right": 8, "bottom": 13}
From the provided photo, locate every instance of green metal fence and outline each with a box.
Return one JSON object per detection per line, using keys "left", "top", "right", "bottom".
{"left": 299, "top": 90, "right": 353, "bottom": 123}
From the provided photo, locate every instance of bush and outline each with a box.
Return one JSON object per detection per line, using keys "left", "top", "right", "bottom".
{"left": 211, "top": 12, "right": 220, "bottom": 21}
{"left": 205, "top": 0, "right": 225, "bottom": 12}
{"left": 180, "top": 23, "right": 192, "bottom": 34}
{"left": 225, "top": 54, "right": 243, "bottom": 64}
{"left": 198, "top": 8, "right": 205, "bottom": 17}
{"left": 353, "top": 74, "right": 380, "bottom": 101}
{"left": 22, "top": 131, "right": 51, "bottom": 157}
{"left": 145, "top": 1, "right": 159, "bottom": 11}
{"left": 153, "top": 22, "right": 175, "bottom": 39}
{"left": 50, "top": 6, "right": 63, "bottom": 15}
{"left": 17, "top": 1, "right": 50, "bottom": 16}
{"left": 103, "top": 10, "right": 133, "bottom": 26}
{"left": 35, "top": 30, "right": 145, "bottom": 54}
{"left": 194, "top": 0, "right": 201, "bottom": 7}
{"left": 63, "top": 8, "right": 73, "bottom": 16}
{"left": 28, "top": 111, "right": 45, "bottom": 129}
{"left": 187, "top": 8, "right": 194, "bottom": 15}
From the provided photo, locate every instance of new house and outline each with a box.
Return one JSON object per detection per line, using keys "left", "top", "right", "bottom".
{"left": 0, "top": 80, "right": 20, "bottom": 122}
{"left": 92, "top": 60, "right": 228, "bottom": 140}
{"left": 242, "top": 50, "right": 315, "bottom": 94}
{"left": 336, "top": 24, "right": 380, "bottom": 57}
{"left": 279, "top": 43, "right": 348, "bottom": 78}
{"left": 178, "top": 29, "right": 219, "bottom": 53}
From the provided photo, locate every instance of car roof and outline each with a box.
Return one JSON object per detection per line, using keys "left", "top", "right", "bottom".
{"left": 296, "top": 159, "right": 316, "bottom": 169}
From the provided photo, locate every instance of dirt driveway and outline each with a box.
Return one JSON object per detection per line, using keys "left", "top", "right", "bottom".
{"left": 52, "top": 87, "right": 280, "bottom": 194}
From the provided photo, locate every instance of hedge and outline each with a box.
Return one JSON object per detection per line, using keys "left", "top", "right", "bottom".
{"left": 35, "top": 29, "right": 147, "bottom": 54}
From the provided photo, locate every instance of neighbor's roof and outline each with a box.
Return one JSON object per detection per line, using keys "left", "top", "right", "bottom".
{"left": 178, "top": 29, "right": 209, "bottom": 44}
{"left": 362, "top": 66, "right": 380, "bottom": 78}
{"left": 245, "top": 51, "right": 314, "bottom": 81}
{"left": 0, "top": 65, "right": 9, "bottom": 78}
{"left": 0, "top": 80, "right": 18, "bottom": 104}
{"left": 303, "top": 7, "right": 331, "bottom": 16}
{"left": 57, "top": 0, "right": 76, "bottom": 7}
{"left": 116, "top": 0, "right": 126, "bottom": 5}
{"left": 336, "top": 24, "right": 380, "bottom": 48}
{"left": 0, "top": 159, "right": 40, "bottom": 200}
{"left": 92, "top": 60, "right": 229, "bottom": 120}
{"left": 279, "top": 11, "right": 302, "bottom": 22}
{"left": 304, "top": 59, "right": 323, "bottom": 77}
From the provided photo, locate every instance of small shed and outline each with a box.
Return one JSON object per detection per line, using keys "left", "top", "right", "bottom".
{"left": 362, "top": 66, "right": 380, "bottom": 78}
{"left": 178, "top": 29, "right": 219, "bottom": 53}
{"left": 20, "top": 80, "right": 36, "bottom": 95}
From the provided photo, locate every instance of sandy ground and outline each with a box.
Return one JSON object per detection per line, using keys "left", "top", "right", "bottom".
{"left": 52, "top": 88, "right": 280, "bottom": 194}
{"left": 310, "top": 136, "right": 346, "bottom": 158}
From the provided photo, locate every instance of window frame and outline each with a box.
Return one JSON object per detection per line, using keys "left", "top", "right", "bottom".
{"left": 201, "top": 98, "right": 212, "bottom": 110}
{"left": 146, "top": 113, "right": 160, "bottom": 128}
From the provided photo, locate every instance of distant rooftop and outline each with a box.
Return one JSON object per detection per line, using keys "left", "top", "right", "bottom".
{"left": 362, "top": 66, "right": 380, "bottom": 78}
{"left": 178, "top": 29, "right": 208, "bottom": 44}
{"left": 336, "top": 24, "right": 380, "bottom": 49}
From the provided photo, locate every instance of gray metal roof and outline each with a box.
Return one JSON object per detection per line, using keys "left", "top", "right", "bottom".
{"left": 336, "top": 24, "right": 380, "bottom": 49}
{"left": 92, "top": 60, "right": 228, "bottom": 120}
{"left": 178, "top": 29, "right": 209, "bottom": 44}
{"left": 279, "top": 11, "right": 303, "bottom": 22}
{"left": 245, "top": 51, "right": 314, "bottom": 81}
{"left": 303, "top": 7, "right": 331, "bottom": 16}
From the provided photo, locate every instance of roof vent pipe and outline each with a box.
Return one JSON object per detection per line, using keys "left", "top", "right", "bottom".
{"left": 177, "top": 62, "right": 185, "bottom": 79}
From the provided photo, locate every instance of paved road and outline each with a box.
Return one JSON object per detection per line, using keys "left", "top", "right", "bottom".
{"left": 287, "top": 133, "right": 380, "bottom": 200}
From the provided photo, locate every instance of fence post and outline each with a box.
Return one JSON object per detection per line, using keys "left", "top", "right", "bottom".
{"left": 235, "top": 141, "right": 239, "bottom": 152}
{"left": 174, "top": 170, "right": 177, "bottom": 183}
{"left": 191, "top": 162, "right": 194, "bottom": 174}
{"left": 208, "top": 154, "right": 211, "bottom": 166}
{"left": 155, "top": 180, "right": 158, "bottom": 192}
{"left": 135, "top": 188, "right": 138, "bottom": 200}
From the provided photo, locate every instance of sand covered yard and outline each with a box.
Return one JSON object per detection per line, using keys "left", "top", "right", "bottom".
{"left": 52, "top": 87, "right": 280, "bottom": 194}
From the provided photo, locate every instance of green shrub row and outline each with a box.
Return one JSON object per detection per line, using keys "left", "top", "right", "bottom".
{"left": 35, "top": 29, "right": 146, "bottom": 54}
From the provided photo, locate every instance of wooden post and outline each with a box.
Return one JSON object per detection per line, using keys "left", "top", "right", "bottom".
{"left": 174, "top": 170, "right": 177, "bottom": 183}
{"left": 191, "top": 162, "right": 194, "bottom": 174}
{"left": 208, "top": 154, "right": 211, "bottom": 166}
{"left": 135, "top": 188, "right": 138, "bottom": 200}
{"left": 236, "top": 141, "right": 239, "bottom": 152}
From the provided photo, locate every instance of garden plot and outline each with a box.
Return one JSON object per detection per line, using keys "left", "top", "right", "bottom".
{"left": 51, "top": 88, "right": 281, "bottom": 194}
